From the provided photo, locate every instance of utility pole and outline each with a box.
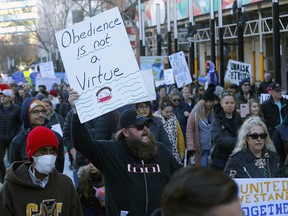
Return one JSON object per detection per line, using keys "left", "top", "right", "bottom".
{"left": 237, "top": 0, "right": 244, "bottom": 61}
{"left": 218, "top": 0, "right": 224, "bottom": 86}
{"left": 272, "top": 0, "right": 281, "bottom": 84}
{"left": 210, "top": 0, "right": 216, "bottom": 64}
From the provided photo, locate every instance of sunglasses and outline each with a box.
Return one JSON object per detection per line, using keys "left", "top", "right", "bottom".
{"left": 30, "top": 109, "right": 47, "bottom": 115}
{"left": 247, "top": 133, "right": 268, "bottom": 140}
{"left": 222, "top": 91, "right": 234, "bottom": 97}
{"left": 126, "top": 123, "right": 150, "bottom": 131}
{"left": 172, "top": 99, "right": 180, "bottom": 102}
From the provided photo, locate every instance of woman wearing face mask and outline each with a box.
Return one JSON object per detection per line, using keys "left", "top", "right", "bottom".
{"left": 224, "top": 117, "right": 283, "bottom": 178}
{"left": 1, "top": 126, "right": 83, "bottom": 216}
{"left": 154, "top": 97, "right": 185, "bottom": 166}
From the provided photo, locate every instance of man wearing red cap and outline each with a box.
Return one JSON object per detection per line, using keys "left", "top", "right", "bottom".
{"left": 1, "top": 126, "right": 83, "bottom": 216}
{"left": 0, "top": 89, "right": 22, "bottom": 183}
{"left": 9, "top": 98, "right": 64, "bottom": 172}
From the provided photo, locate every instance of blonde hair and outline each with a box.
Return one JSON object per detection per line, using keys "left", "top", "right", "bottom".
{"left": 233, "top": 116, "right": 275, "bottom": 153}
{"left": 194, "top": 100, "right": 214, "bottom": 121}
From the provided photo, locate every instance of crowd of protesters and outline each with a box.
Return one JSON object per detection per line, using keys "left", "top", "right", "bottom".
{"left": 0, "top": 67, "right": 288, "bottom": 215}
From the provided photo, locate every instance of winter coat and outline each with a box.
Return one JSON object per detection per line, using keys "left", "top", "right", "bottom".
{"left": 210, "top": 109, "right": 242, "bottom": 170}
{"left": 261, "top": 96, "right": 288, "bottom": 137}
{"left": 224, "top": 148, "right": 282, "bottom": 178}
{"left": 272, "top": 117, "right": 288, "bottom": 163}
{"left": 0, "top": 103, "right": 21, "bottom": 142}
{"left": 63, "top": 109, "right": 118, "bottom": 167}
{"left": 0, "top": 161, "right": 82, "bottom": 216}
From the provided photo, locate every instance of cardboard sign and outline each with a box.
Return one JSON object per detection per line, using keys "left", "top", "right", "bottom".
{"left": 35, "top": 77, "right": 61, "bottom": 91}
{"left": 235, "top": 178, "right": 288, "bottom": 216}
{"left": 39, "top": 61, "right": 55, "bottom": 78}
{"left": 240, "top": 103, "right": 249, "bottom": 118}
{"left": 224, "top": 60, "right": 251, "bottom": 86}
{"left": 140, "top": 56, "right": 164, "bottom": 81}
{"left": 260, "top": 94, "right": 288, "bottom": 104}
{"left": 168, "top": 51, "right": 192, "bottom": 87}
{"left": 55, "top": 7, "right": 148, "bottom": 123}
{"left": 154, "top": 69, "right": 175, "bottom": 87}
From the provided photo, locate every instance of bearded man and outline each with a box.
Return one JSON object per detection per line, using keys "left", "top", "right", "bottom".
{"left": 69, "top": 90, "right": 179, "bottom": 216}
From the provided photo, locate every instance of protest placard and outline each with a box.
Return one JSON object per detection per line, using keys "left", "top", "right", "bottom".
{"left": 235, "top": 178, "right": 288, "bottom": 216}
{"left": 168, "top": 51, "right": 192, "bottom": 87}
{"left": 39, "top": 61, "right": 55, "bottom": 78}
{"left": 140, "top": 69, "right": 156, "bottom": 102}
{"left": 224, "top": 60, "right": 251, "bottom": 87}
{"left": 140, "top": 56, "right": 164, "bottom": 81}
{"left": 154, "top": 69, "right": 175, "bottom": 87}
{"left": 35, "top": 77, "right": 61, "bottom": 91}
{"left": 11, "top": 71, "right": 26, "bottom": 85}
{"left": 260, "top": 94, "right": 288, "bottom": 103}
{"left": 55, "top": 7, "right": 148, "bottom": 123}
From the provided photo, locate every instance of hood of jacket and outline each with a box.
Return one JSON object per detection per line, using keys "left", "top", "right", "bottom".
{"left": 21, "top": 98, "right": 36, "bottom": 130}
{"left": 5, "top": 161, "right": 38, "bottom": 188}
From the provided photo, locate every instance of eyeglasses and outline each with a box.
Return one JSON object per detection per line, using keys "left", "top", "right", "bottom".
{"left": 172, "top": 99, "right": 180, "bottom": 102}
{"left": 126, "top": 123, "right": 150, "bottom": 131}
{"left": 247, "top": 133, "right": 268, "bottom": 140}
{"left": 30, "top": 109, "right": 47, "bottom": 115}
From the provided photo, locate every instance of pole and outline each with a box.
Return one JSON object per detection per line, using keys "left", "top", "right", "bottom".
{"left": 167, "top": 0, "right": 172, "bottom": 55}
{"left": 272, "top": 0, "right": 281, "bottom": 84}
{"left": 258, "top": 11, "right": 264, "bottom": 81}
{"left": 138, "top": 0, "right": 143, "bottom": 56}
{"left": 141, "top": 10, "right": 146, "bottom": 56}
{"left": 237, "top": 0, "right": 244, "bottom": 61}
{"left": 173, "top": 0, "right": 178, "bottom": 52}
{"left": 218, "top": 0, "right": 224, "bottom": 86}
{"left": 210, "top": 0, "right": 216, "bottom": 64}
{"left": 189, "top": 0, "right": 195, "bottom": 77}
{"left": 156, "top": 4, "right": 161, "bottom": 56}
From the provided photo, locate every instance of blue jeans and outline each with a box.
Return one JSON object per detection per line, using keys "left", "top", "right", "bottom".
{"left": 200, "top": 150, "right": 210, "bottom": 168}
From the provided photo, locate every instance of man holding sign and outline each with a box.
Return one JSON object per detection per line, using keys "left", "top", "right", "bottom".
{"left": 69, "top": 90, "right": 179, "bottom": 216}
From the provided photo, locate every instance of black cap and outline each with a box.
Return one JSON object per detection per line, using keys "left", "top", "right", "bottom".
{"left": 120, "top": 109, "right": 151, "bottom": 129}
{"left": 269, "top": 82, "right": 281, "bottom": 91}
{"left": 202, "top": 87, "right": 215, "bottom": 101}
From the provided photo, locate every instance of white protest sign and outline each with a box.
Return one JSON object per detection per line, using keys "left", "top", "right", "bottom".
{"left": 55, "top": 7, "right": 148, "bottom": 123}
{"left": 235, "top": 178, "right": 288, "bottom": 216}
{"left": 154, "top": 69, "right": 175, "bottom": 87}
{"left": 39, "top": 61, "right": 55, "bottom": 77}
{"left": 168, "top": 51, "right": 192, "bottom": 87}
{"left": 51, "top": 124, "right": 63, "bottom": 137}
{"left": 260, "top": 94, "right": 288, "bottom": 104}
{"left": 140, "top": 69, "right": 156, "bottom": 101}
{"left": 224, "top": 60, "right": 251, "bottom": 85}
{"left": 35, "top": 77, "right": 61, "bottom": 91}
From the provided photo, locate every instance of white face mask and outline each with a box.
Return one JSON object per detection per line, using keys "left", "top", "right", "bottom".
{"left": 33, "top": 155, "right": 57, "bottom": 175}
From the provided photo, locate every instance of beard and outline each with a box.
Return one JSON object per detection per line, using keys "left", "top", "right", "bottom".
{"left": 125, "top": 130, "right": 158, "bottom": 161}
